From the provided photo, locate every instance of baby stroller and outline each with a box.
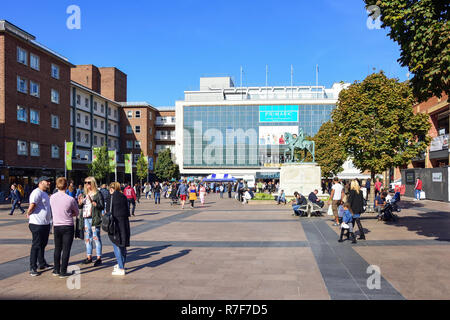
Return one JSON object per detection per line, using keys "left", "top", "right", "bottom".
{"left": 380, "top": 202, "right": 399, "bottom": 222}
{"left": 169, "top": 188, "right": 178, "bottom": 206}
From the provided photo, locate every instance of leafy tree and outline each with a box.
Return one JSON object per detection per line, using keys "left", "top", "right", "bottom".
{"left": 88, "top": 145, "right": 111, "bottom": 184}
{"left": 312, "top": 121, "right": 347, "bottom": 178}
{"left": 364, "top": 0, "right": 449, "bottom": 102}
{"left": 136, "top": 152, "right": 148, "bottom": 184}
{"left": 155, "top": 148, "right": 179, "bottom": 181}
{"left": 332, "top": 72, "right": 431, "bottom": 203}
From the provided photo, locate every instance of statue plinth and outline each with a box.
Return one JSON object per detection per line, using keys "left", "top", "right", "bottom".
{"left": 280, "top": 163, "right": 321, "bottom": 197}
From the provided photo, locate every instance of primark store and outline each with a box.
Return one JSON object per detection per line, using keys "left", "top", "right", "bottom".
{"left": 175, "top": 77, "right": 350, "bottom": 180}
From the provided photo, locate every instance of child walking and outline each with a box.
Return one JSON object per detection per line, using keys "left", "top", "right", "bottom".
{"left": 338, "top": 203, "right": 357, "bottom": 244}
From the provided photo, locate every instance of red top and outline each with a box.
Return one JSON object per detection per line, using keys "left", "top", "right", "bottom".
{"left": 124, "top": 186, "right": 136, "bottom": 200}
{"left": 375, "top": 181, "right": 382, "bottom": 191}
{"left": 415, "top": 179, "right": 422, "bottom": 190}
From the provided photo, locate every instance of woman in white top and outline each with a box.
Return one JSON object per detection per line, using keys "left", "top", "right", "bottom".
{"left": 199, "top": 184, "right": 207, "bottom": 206}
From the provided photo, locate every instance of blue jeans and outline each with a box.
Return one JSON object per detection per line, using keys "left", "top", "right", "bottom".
{"left": 10, "top": 200, "right": 25, "bottom": 214}
{"left": 112, "top": 243, "right": 127, "bottom": 269}
{"left": 154, "top": 192, "right": 160, "bottom": 204}
{"left": 415, "top": 189, "right": 421, "bottom": 200}
{"left": 84, "top": 218, "right": 102, "bottom": 257}
{"left": 292, "top": 205, "right": 300, "bottom": 215}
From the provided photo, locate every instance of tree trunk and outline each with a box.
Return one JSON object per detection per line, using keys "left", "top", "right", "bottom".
{"left": 368, "top": 171, "right": 376, "bottom": 213}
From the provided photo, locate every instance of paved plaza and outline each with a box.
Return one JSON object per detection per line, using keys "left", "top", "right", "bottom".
{"left": 0, "top": 195, "right": 449, "bottom": 300}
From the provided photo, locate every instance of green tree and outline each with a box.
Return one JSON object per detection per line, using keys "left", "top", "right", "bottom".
{"left": 155, "top": 149, "right": 179, "bottom": 181}
{"left": 88, "top": 145, "right": 111, "bottom": 184}
{"left": 136, "top": 152, "right": 148, "bottom": 184}
{"left": 364, "top": 0, "right": 449, "bottom": 102}
{"left": 332, "top": 72, "right": 431, "bottom": 204}
{"left": 313, "top": 121, "right": 347, "bottom": 178}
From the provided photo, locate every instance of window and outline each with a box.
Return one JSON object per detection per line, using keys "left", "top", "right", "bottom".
{"left": 17, "top": 106, "right": 27, "bottom": 122}
{"left": 17, "top": 140, "right": 28, "bottom": 155}
{"left": 30, "top": 81, "right": 40, "bottom": 97}
{"left": 30, "top": 142, "right": 40, "bottom": 157}
{"left": 134, "top": 154, "right": 140, "bottom": 163}
{"left": 51, "top": 64, "right": 60, "bottom": 79}
{"left": 171, "top": 117, "right": 175, "bottom": 123}
{"left": 127, "top": 111, "right": 132, "bottom": 118}
{"left": 135, "top": 141, "right": 141, "bottom": 148}
{"left": 108, "top": 107, "right": 111, "bottom": 116}
{"left": 101, "top": 104, "right": 104, "bottom": 113}
{"left": 114, "top": 124, "right": 117, "bottom": 133}
{"left": 126, "top": 125, "right": 132, "bottom": 134}
{"left": 30, "top": 109, "right": 40, "bottom": 124}
{"left": 100, "top": 120, "right": 104, "bottom": 129}
{"left": 17, "top": 47, "right": 27, "bottom": 65}
{"left": 100, "top": 137, "right": 104, "bottom": 146}
{"left": 84, "top": 134, "right": 89, "bottom": 144}
{"left": 94, "top": 102, "right": 97, "bottom": 111}
{"left": 17, "top": 76, "right": 27, "bottom": 93}
{"left": 149, "top": 112, "right": 152, "bottom": 120}
{"left": 51, "top": 115, "right": 59, "bottom": 129}
{"left": 51, "top": 89, "right": 59, "bottom": 104}
{"left": 76, "top": 95, "right": 81, "bottom": 105}
{"left": 76, "top": 113, "right": 81, "bottom": 123}
{"left": 149, "top": 127, "right": 152, "bottom": 134}
{"left": 135, "top": 125, "right": 141, "bottom": 133}
{"left": 94, "top": 118, "right": 97, "bottom": 128}
{"left": 30, "top": 54, "right": 39, "bottom": 70}
{"left": 149, "top": 141, "right": 152, "bottom": 149}
{"left": 114, "top": 110, "right": 117, "bottom": 118}
{"left": 76, "top": 132, "right": 81, "bottom": 142}
{"left": 84, "top": 115, "right": 89, "bottom": 125}
{"left": 126, "top": 140, "right": 133, "bottom": 149}
{"left": 93, "top": 136, "right": 98, "bottom": 145}
{"left": 51, "top": 145, "right": 59, "bottom": 158}
{"left": 108, "top": 123, "right": 111, "bottom": 132}
{"left": 135, "top": 111, "right": 141, "bottom": 118}
{"left": 115, "top": 140, "right": 118, "bottom": 149}
{"left": 85, "top": 98, "right": 89, "bottom": 107}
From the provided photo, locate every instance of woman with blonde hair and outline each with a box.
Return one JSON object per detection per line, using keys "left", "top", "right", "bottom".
{"left": 347, "top": 179, "right": 365, "bottom": 240}
{"left": 77, "top": 176, "right": 104, "bottom": 266}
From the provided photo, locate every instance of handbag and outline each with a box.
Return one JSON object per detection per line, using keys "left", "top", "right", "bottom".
{"left": 101, "top": 194, "right": 115, "bottom": 234}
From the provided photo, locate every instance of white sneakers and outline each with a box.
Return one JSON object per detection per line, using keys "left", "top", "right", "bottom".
{"left": 112, "top": 268, "right": 125, "bottom": 276}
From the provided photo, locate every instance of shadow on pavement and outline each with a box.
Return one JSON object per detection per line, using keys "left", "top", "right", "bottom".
{"left": 125, "top": 247, "right": 191, "bottom": 274}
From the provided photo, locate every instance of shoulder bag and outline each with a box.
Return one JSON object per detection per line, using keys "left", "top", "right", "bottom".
{"left": 101, "top": 193, "right": 115, "bottom": 234}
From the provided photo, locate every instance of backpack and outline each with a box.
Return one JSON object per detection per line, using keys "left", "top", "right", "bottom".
{"left": 17, "top": 185, "right": 24, "bottom": 198}
{"left": 101, "top": 193, "right": 115, "bottom": 235}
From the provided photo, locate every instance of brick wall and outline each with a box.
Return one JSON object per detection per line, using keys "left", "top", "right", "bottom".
{"left": 70, "top": 64, "right": 101, "bottom": 93}
{"left": 99, "top": 67, "right": 127, "bottom": 102}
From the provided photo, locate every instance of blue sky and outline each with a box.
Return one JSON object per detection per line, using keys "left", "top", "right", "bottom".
{"left": 2, "top": 0, "right": 408, "bottom": 106}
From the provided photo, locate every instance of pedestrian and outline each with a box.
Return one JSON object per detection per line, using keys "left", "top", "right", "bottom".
{"left": 348, "top": 179, "right": 366, "bottom": 240}
{"left": 153, "top": 181, "right": 161, "bottom": 204}
{"left": 199, "top": 184, "right": 206, "bottom": 206}
{"left": 66, "top": 181, "right": 77, "bottom": 199}
{"left": 375, "top": 191, "right": 387, "bottom": 220}
{"left": 237, "top": 180, "right": 244, "bottom": 202}
{"left": 134, "top": 183, "right": 141, "bottom": 204}
{"left": 188, "top": 183, "right": 197, "bottom": 208}
{"left": 26, "top": 176, "right": 53, "bottom": 276}
{"left": 99, "top": 184, "right": 111, "bottom": 215}
{"left": 338, "top": 202, "right": 357, "bottom": 244}
{"left": 77, "top": 176, "right": 104, "bottom": 267}
{"left": 374, "top": 178, "right": 382, "bottom": 198}
{"left": 414, "top": 177, "right": 423, "bottom": 201}
{"left": 124, "top": 183, "right": 136, "bottom": 216}
{"left": 365, "top": 179, "right": 371, "bottom": 201}
{"left": 108, "top": 182, "right": 131, "bottom": 276}
{"left": 277, "top": 189, "right": 286, "bottom": 205}
{"left": 75, "top": 184, "right": 83, "bottom": 198}
{"left": 6, "top": 184, "right": 25, "bottom": 215}
{"left": 177, "top": 180, "right": 188, "bottom": 209}
{"left": 219, "top": 183, "right": 224, "bottom": 198}
{"left": 50, "top": 177, "right": 79, "bottom": 278}
{"left": 144, "top": 182, "right": 151, "bottom": 199}
{"left": 328, "top": 177, "right": 344, "bottom": 226}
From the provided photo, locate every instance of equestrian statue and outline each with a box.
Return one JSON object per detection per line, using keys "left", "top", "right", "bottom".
{"left": 283, "top": 128, "right": 315, "bottom": 163}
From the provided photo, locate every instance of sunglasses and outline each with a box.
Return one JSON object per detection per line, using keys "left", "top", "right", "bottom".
{"left": 84, "top": 181, "right": 91, "bottom": 185}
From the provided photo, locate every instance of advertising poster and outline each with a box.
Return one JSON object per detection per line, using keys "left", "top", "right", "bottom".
{"left": 258, "top": 126, "right": 298, "bottom": 145}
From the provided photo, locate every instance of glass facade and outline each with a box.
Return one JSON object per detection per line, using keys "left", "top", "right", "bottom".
{"left": 183, "top": 104, "right": 335, "bottom": 167}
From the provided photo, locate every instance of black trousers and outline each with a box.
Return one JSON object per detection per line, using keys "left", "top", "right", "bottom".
{"left": 53, "top": 225, "right": 74, "bottom": 274}
{"left": 352, "top": 218, "right": 365, "bottom": 237}
{"left": 29, "top": 223, "right": 50, "bottom": 271}
{"left": 127, "top": 199, "right": 136, "bottom": 215}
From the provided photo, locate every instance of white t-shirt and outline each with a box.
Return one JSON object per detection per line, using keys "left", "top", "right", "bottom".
{"left": 28, "top": 188, "right": 52, "bottom": 225}
{"left": 331, "top": 183, "right": 344, "bottom": 201}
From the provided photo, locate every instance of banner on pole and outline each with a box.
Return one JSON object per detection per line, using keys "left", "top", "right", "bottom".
{"left": 65, "top": 142, "right": 73, "bottom": 171}
{"left": 124, "top": 153, "right": 132, "bottom": 174}
{"left": 92, "top": 147, "right": 101, "bottom": 163}
{"left": 108, "top": 151, "right": 116, "bottom": 173}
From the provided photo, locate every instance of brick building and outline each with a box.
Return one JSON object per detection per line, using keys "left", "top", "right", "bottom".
{"left": 119, "top": 102, "right": 157, "bottom": 182}
{"left": 0, "top": 20, "right": 73, "bottom": 192}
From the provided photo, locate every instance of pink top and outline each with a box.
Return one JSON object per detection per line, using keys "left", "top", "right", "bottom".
{"left": 50, "top": 191, "right": 79, "bottom": 226}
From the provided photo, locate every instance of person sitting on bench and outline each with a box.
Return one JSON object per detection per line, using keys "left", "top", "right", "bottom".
{"left": 291, "top": 192, "right": 307, "bottom": 216}
{"left": 308, "top": 189, "right": 324, "bottom": 208}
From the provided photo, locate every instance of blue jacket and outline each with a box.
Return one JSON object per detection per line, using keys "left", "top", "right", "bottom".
{"left": 177, "top": 184, "right": 188, "bottom": 196}
{"left": 342, "top": 209, "right": 353, "bottom": 224}
{"left": 10, "top": 189, "right": 21, "bottom": 201}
